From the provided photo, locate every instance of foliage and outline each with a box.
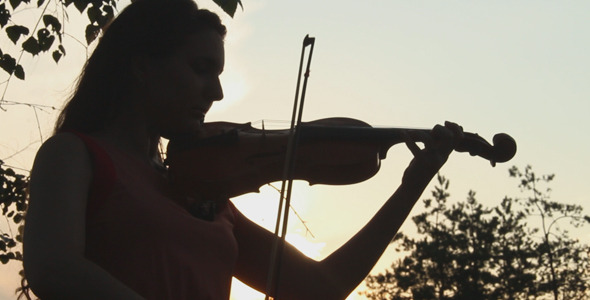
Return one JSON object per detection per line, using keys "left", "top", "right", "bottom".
{"left": 509, "top": 165, "right": 590, "bottom": 300}
{"left": 364, "top": 167, "right": 590, "bottom": 300}
{"left": 0, "top": 160, "right": 29, "bottom": 297}
{"left": 0, "top": 0, "right": 114, "bottom": 81}
{"left": 213, "top": 0, "right": 242, "bottom": 17}
{"left": 0, "top": 0, "right": 242, "bottom": 83}
{"left": 0, "top": 159, "right": 27, "bottom": 267}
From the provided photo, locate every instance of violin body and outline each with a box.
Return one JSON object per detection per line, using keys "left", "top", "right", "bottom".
{"left": 166, "top": 118, "right": 384, "bottom": 200}
{"left": 166, "top": 118, "right": 517, "bottom": 200}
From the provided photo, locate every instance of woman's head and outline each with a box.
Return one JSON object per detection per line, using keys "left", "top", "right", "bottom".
{"left": 55, "top": 0, "right": 226, "bottom": 134}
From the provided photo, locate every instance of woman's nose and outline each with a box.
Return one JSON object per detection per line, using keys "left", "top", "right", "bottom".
{"left": 208, "top": 77, "right": 224, "bottom": 101}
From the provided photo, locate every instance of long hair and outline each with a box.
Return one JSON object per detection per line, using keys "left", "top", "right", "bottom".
{"left": 54, "top": 0, "right": 226, "bottom": 134}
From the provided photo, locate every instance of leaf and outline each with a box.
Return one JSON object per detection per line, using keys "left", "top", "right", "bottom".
{"left": 13, "top": 213, "right": 23, "bottom": 224}
{"left": 14, "top": 64, "right": 24, "bottom": 79}
{"left": 85, "top": 24, "right": 100, "bottom": 44}
{"left": 37, "top": 28, "right": 54, "bottom": 51}
{"left": 37, "top": 0, "right": 45, "bottom": 7}
{"left": 43, "top": 14, "right": 61, "bottom": 32}
{"left": 0, "top": 54, "right": 16, "bottom": 73}
{"left": 87, "top": 4, "right": 101, "bottom": 23}
{"left": 52, "top": 49, "right": 62, "bottom": 63}
{"left": 22, "top": 36, "right": 40, "bottom": 55}
{"left": 212, "top": 0, "right": 243, "bottom": 18}
{"left": 37, "top": 27, "right": 50, "bottom": 39}
{"left": 73, "top": 0, "right": 89, "bottom": 13}
{"left": 103, "top": 4, "right": 114, "bottom": 21}
{"left": 0, "top": 4, "right": 10, "bottom": 28}
{"left": 5, "top": 25, "right": 29, "bottom": 44}
{"left": 40, "top": 36, "right": 54, "bottom": 51}
{"left": 9, "top": 0, "right": 23, "bottom": 10}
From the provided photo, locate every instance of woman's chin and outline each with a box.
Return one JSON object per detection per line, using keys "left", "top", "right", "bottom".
{"left": 161, "top": 120, "right": 203, "bottom": 140}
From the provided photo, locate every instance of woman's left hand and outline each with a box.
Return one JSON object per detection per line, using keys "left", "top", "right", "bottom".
{"left": 402, "top": 121, "right": 464, "bottom": 184}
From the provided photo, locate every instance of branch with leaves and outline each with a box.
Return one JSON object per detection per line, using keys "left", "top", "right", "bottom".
{"left": 0, "top": 0, "right": 242, "bottom": 104}
{"left": 0, "top": 159, "right": 27, "bottom": 266}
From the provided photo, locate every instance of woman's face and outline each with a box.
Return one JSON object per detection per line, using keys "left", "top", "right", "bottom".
{"left": 139, "top": 29, "right": 225, "bottom": 138}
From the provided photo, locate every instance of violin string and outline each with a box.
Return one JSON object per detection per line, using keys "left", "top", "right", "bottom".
{"left": 250, "top": 119, "right": 291, "bottom": 129}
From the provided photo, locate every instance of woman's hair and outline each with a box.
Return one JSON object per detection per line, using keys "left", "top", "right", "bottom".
{"left": 54, "top": 0, "right": 226, "bottom": 134}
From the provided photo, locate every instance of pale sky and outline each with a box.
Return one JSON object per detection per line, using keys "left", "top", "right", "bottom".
{"left": 1, "top": 1, "right": 589, "bottom": 299}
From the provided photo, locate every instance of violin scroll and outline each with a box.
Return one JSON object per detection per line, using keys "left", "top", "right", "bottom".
{"left": 493, "top": 133, "right": 518, "bottom": 164}
{"left": 454, "top": 132, "right": 517, "bottom": 167}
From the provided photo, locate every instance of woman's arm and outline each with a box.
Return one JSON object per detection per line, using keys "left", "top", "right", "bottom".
{"left": 233, "top": 123, "right": 461, "bottom": 300}
{"left": 23, "top": 133, "right": 144, "bottom": 300}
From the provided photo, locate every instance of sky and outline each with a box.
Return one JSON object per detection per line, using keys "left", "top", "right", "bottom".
{"left": 1, "top": 0, "right": 589, "bottom": 299}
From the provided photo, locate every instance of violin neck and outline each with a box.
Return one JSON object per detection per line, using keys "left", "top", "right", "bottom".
{"left": 298, "top": 125, "right": 427, "bottom": 158}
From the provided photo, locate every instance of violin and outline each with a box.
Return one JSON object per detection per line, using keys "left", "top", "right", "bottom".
{"left": 165, "top": 117, "right": 517, "bottom": 201}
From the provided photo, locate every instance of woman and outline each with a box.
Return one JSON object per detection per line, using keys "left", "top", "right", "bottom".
{"left": 23, "top": 0, "right": 461, "bottom": 299}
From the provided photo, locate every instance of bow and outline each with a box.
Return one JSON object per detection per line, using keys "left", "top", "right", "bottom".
{"left": 264, "top": 34, "right": 316, "bottom": 300}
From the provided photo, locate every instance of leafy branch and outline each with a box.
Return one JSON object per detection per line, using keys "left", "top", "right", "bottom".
{"left": 0, "top": 0, "right": 243, "bottom": 108}
{"left": 0, "top": 159, "right": 27, "bottom": 266}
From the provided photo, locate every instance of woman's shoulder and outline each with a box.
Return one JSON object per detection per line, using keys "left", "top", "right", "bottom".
{"left": 40, "top": 131, "right": 87, "bottom": 149}
{"left": 32, "top": 132, "right": 93, "bottom": 178}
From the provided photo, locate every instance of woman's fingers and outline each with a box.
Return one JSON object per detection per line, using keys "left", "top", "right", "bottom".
{"left": 404, "top": 121, "right": 464, "bottom": 158}
{"left": 401, "top": 122, "right": 464, "bottom": 184}
{"left": 443, "top": 121, "right": 464, "bottom": 147}
{"left": 404, "top": 132, "right": 422, "bottom": 157}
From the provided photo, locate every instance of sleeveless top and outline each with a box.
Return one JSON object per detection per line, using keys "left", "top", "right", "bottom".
{"left": 73, "top": 132, "right": 239, "bottom": 300}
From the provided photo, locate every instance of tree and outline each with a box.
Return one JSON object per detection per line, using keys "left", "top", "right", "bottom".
{"left": 509, "top": 165, "right": 590, "bottom": 300}
{"left": 364, "top": 167, "right": 590, "bottom": 300}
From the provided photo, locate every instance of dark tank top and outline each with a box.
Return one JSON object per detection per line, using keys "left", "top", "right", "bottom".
{"left": 72, "top": 132, "right": 238, "bottom": 299}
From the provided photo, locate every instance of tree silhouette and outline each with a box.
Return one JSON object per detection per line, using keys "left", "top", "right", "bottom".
{"left": 364, "top": 167, "right": 590, "bottom": 300}
{"left": 510, "top": 165, "right": 590, "bottom": 300}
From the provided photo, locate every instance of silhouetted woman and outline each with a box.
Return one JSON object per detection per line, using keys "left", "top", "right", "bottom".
{"left": 23, "top": 0, "right": 461, "bottom": 299}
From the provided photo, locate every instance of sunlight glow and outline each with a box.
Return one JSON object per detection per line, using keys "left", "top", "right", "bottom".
{"left": 214, "top": 69, "right": 249, "bottom": 113}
